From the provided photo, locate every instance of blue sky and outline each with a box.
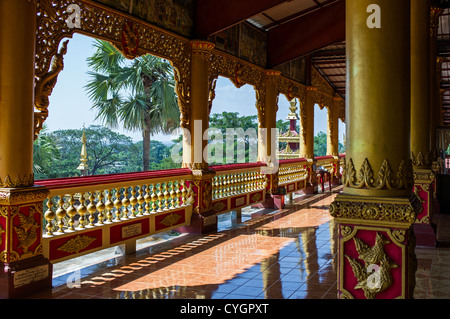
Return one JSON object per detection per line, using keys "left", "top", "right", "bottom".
{"left": 47, "top": 33, "right": 345, "bottom": 144}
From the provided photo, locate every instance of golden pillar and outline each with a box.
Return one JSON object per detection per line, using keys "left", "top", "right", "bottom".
{"left": 327, "top": 105, "right": 339, "bottom": 157}
{"left": 301, "top": 87, "right": 316, "bottom": 160}
{"left": 430, "top": 6, "right": 443, "bottom": 158}
{"left": 328, "top": 101, "right": 341, "bottom": 184}
{"left": 0, "top": 0, "right": 52, "bottom": 298}
{"left": 330, "top": 0, "right": 420, "bottom": 299}
{"left": 257, "top": 70, "right": 280, "bottom": 165}
{"left": 411, "top": 0, "right": 437, "bottom": 246}
{"left": 182, "top": 40, "right": 215, "bottom": 170}
{"left": 301, "top": 87, "right": 318, "bottom": 193}
{"left": 257, "top": 70, "right": 285, "bottom": 208}
{"left": 0, "top": 0, "right": 35, "bottom": 186}
{"left": 179, "top": 40, "right": 217, "bottom": 234}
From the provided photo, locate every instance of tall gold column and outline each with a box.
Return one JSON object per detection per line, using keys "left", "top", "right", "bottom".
{"left": 179, "top": 40, "right": 217, "bottom": 234}
{"left": 326, "top": 105, "right": 339, "bottom": 157}
{"left": 300, "top": 87, "right": 318, "bottom": 193}
{"left": 257, "top": 71, "right": 285, "bottom": 209}
{"left": 328, "top": 102, "right": 341, "bottom": 185}
{"left": 182, "top": 40, "right": 215, "bottom": 170}
{"left": 430, "top": 6, "right": 444, "bottom": 158}
{"left": 330, "top": 0, "right": 420, "bottom": 299}
{"left": 257, "top": 70, "right": 280, "bottom": 165}
{"left": 0, "top": 0, "right": 35, "bottom": 185}
{"left": 301, "top": 87, "right": 316, "bottom": 160}
{"left": 410, "top": 0, "right": 437, "bottom": 247}
{"left": 0, "top": 0, "right": 52, "bottom": 298}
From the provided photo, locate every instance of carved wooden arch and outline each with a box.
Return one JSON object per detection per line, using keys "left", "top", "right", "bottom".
{"left": 34, "top": 0, "right": 193, "bottom": 139}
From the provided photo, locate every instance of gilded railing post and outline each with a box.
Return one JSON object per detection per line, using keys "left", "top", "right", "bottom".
{"left": 411, "top": 0, "right": 437, "bottom": 247}
{"left": 330, "top": 0, "right": 419, "bottom": 299}
{"left": 0, "top": 0, "right": 53, "bottom": 298}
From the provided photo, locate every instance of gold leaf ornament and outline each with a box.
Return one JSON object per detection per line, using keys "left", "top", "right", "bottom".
{"left": 159, "top": 213, "right": 182, "bottom": 227}
{"left": 57, "top": 235, "right": 96, "bottom": 254}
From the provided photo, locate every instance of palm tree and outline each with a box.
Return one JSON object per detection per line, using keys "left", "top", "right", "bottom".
{"left": 85, "top": 39, "right": 179, "bottom": 171}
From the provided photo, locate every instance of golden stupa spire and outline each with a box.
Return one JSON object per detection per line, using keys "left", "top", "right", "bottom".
{"left": 77, "top": 124, "right": 89, "bottom": 175}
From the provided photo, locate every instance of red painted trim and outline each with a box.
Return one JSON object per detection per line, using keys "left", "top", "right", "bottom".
{"left": 279, "top": 158, "right": 308, "bottom": 165}
{"left": 210, "top": 162, "right": 267, "bottom": 172}
{"left": 35, "top": 168, "right": 191, "bottom": 190}
{"left": 315, "top": 155, "right": 335, "bottom": 161}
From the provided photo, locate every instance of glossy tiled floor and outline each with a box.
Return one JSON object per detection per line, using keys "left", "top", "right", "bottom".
{"left": 27, "top": 187, "right": 450, "bottom": 299}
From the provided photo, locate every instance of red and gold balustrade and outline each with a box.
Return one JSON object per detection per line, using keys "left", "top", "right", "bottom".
{"left": 277, "top": 158, "right": 309, "bottom": 194}
{"left": 209, "top": 163, "right": 268, "bottom": 215}
{"left": 36, "top": 168, "right": 194, "bottom": 263}
{"left": 30, "top": 157, "right": 344, "bottom": 266}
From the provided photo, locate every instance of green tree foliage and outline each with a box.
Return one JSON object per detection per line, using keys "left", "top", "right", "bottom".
{"left": 314, "top": 131, "right": 328, "bottom": 157}
{"left": 33, "top": 125, "right": 181, "bottom": 179}
{"left": 208, "top": 112, "right": 258, "bottom": 164}
{"left": 33, "top": 124, "right": 61, "bottom": 179}
{"left": 85, "top": 40, "right": 179, "bottom": 171}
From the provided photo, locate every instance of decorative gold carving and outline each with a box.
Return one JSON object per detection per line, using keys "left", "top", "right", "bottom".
{"left": 120, "top": 21, "right": 139, "bottom": 59}
{"left": 346, "top": 233, "right": 397, "bottom": 299}
{"left": 208, "top": 77, "right": 217, "bottom": 115}
{"left": 14, "top": 208, "right": 39, "bottom": 255}
{"left": 329, "top": 195, "right": 420, "bottom": 225}
{"left": 255, "top": 84, "right": 266, "bottom": 128}
{"left": 0, "top": 187, "right": 49, "bottom": 205}
{"left": 0, "top": 173, "right": 35, "bottom": 189}
{"left": 191, "top": 40, "right": 215, "bottom": 59}
{"left": 34, "top": 39, "right": 68, "bottom": 140}
{"left": 211, "top": 201, "right": 226, "bottom": 213}
{"left": 413, "top": 169, "right": 436, "bottom": 183}
{"left": 57, "top": 235, "right": 96, "bottom": 254}
{"left": 0, "top": 224, "right": 5, "bottom": 247}
{"left": 342, "top": 158, "right": 414, "bottom": 191}
{"left": 251, "top": 192, "right": 262, "bottom": 203}
{"left": 392, "top": 230, "right": 406, "bottom": 243}
{"left": 410, "top": 151, "right": 432, "bottom": 168}
{"left": 430, "top": 6, "right": 444, "bottom": 38}
{"left": 340, "top": 225, "right": 354, "bottom": 238}
{"left": 159, "top": 213, "right": 182, "bottom": 227}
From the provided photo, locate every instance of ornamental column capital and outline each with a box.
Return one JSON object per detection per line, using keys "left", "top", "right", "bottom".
{"left": 190, "top": 40, "right": 215, "bottom": 56}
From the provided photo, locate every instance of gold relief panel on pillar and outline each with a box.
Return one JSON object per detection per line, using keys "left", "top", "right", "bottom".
{"left": 342, "top": 158, "right": 414, "bottom": 191}
{"left": 339, "top": 225, "right": 416, "bottom": 299}
{"left": 0, "top": 204, "right": 44, "bottom": 263}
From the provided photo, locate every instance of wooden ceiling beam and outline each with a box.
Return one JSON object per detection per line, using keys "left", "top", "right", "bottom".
{"left": 267, "top": 0, "right": 345, "bottom": 67}
{"left": 194, "top": 0, "right": 286, "bottom": 38}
